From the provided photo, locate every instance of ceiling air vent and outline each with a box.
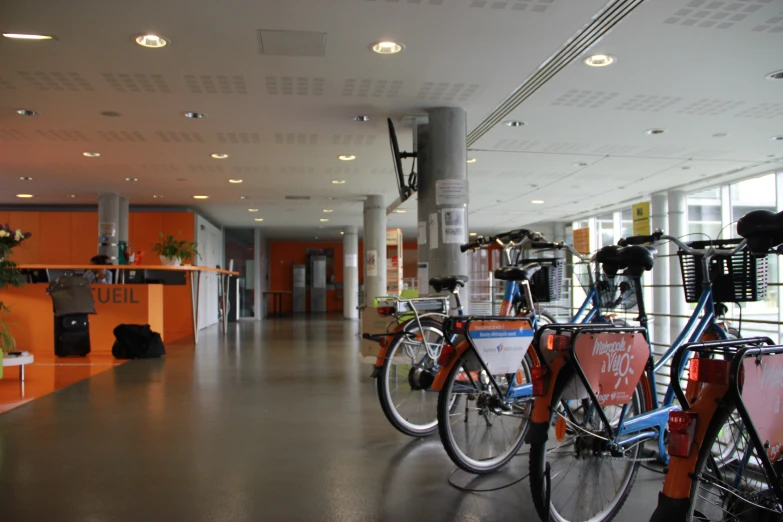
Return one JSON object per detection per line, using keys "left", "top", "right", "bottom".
{"left": 258, "top": 30, "right": 327, "bottom": 57}
{"left": 285, "top": 195, "right": 311, "bottom": 200}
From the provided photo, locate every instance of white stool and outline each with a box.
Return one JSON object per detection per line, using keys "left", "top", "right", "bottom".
{"left": 2, "top": 354, "right": 34, "bottom": 381}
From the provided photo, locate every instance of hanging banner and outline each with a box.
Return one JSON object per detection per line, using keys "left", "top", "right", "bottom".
{"left": 429, "top": 213, "right": 438, "bottom": 250}
{"left": 436, "top": 179, "right": 469, "bottom": 205}
{"left": 573, "top": 228, "right": 590, "bottom": 254}
{"left": 632, "top": 201, "right": 651, "bottom": 236}
{"left": 442, "top": 208, "right": 466, "bottom": 244}
{"left": 366, "top": 250, "right": 378, "bottom": 277}
{"left": 418, "top": 221, "right": 427, "bottom": 246}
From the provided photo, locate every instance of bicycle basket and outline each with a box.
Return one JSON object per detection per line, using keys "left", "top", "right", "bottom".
{"left": 523, "top": 257, "right": 565, "bottom": 303}
{"left": 596, "top": 274, "right": 638, "bottom": 311}
{"left": 678, "top": 238, "right": 768, "bottom": 304}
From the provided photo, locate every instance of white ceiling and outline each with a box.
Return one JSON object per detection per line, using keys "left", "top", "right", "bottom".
{"left": 0, "top": 0, "right": 782, "bottom": 239}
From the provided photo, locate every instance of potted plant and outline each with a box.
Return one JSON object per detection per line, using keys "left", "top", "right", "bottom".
{"left": 152, "top": 232, "right": 199, "bottom": 266}
{"left": 0, "top": 225, "right": 31, "bottom": 361}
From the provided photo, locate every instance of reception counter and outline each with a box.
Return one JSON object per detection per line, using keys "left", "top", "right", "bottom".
{"left": 4, "top": 265, "right": 237, "bottom": 355}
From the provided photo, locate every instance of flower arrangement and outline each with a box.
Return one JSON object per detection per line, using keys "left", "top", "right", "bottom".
{"left": 0, "top": 225, "right": 31, "bottom": 354}
{"left": 0, "top": 224, "right": 32, "bottom": 252}
{"left": 152, "top": 232, "right": 199, "bottom": 266}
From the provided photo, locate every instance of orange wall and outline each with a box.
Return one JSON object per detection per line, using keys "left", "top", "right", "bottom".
{"left": 0, "top": 210, "right": 194, "bottom": 265}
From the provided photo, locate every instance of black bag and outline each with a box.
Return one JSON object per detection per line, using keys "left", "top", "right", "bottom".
{"left": 48, "top": 275, "right": 96, "bottom": 316}
{"left": 112, "top": 324, "right": 166, "bottom": 359}
{"left": 55, "top": 314, "right": 91, "bottom": 356}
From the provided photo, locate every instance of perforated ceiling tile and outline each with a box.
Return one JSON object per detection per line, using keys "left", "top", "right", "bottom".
{"left": 734, "top": 102, "right": 783, "bottom": 118}
{"left": 216, "top": 132, "right": 261, "bottom": 144}
{"left": 330, "top": 134, "right": 378, "bottom": 146}
{"left": 185, "top": 75, "right": 247, "bottom": 94}
{"left": 274, "top": 133, "right": 319, "bottom": 145}
{"left": 258, "top": 30, "right": 327, "bottom": 57}
{"left": 614, "top": 94, "right": 683, "bottom": 112}
{"left": 279, "top": 166, "right": 315, "bottom": 175}
{"left": 752, "top": 11, "right": 783, "bottom": 32}
{"left": 416, "top": 82, "right": 480, "bottom": 102}
{"left": 683, "top": 148, "right": 728, "bottom": 158}
{"left": 96, "top": 131, "right": 147, "bottom": 142}
{"left": 35, "top": 130, "right": 90, "bottom": 142}
{"left": 470, "top": 0, "right": 555, "bottom": 13}
{"left": 102, "top": 73, "right": 171, "bottom": 93}
{"left": 0, "top": 130, "right": 29, "bottom": 141}
{"left": 491, "top": 139, "right": 539, "bottom": 150}
{"left": 551, "top": 89, "right": 619, "bottom": 109}
{"left": 539, "top": 142, "right": 590, "bottom": 153}
{"left": 326, "top": 166, "right": 359, "bottom": 175}
{"left": 364, "top": 0, "right": 445, "bottom": 4}
{"left": 140, "top": 164, "right": 180, "bottom": 173}
{"left": 0, "top": 77, "right": 16, "bottom": 90}
{"left": 266, "top": 77, "right": 325, "bottom": 96}
{"left": 592, "top": 144, "right": 640, "bottom": 155}
{"left": 234, "top": 166, "right": 270, "bottom": 175}
{"left": 341, "top": 78, "right": 403, "bottom": 98}
{"left": 677, "top": 98, "right": 745, "bottom": 116}
{"left": 188, "top": 165, "right": 224, "bottom": 174}
{"left": 17, "top": 71, "right": 95, "bottom": 92}
{"left": 369, "top": 167, "right": 395, "bottom": 175}
{"left": 156, "top": 132, "right": 205, "bottom": 143}
{"left": 637, "top": 146, "right": 688, "bottom": 157}
{"left": 663, "top": 0, "right": 770, "bottom": 30}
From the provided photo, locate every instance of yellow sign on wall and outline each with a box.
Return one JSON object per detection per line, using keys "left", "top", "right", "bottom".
{"left": 632, "top": 201, "right": 651, "bottom": 236}
{"left": 573, "top": 228, "right": 590, "bottom": 254}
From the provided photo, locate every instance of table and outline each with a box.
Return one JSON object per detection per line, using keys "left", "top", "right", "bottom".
{"left": 2, "top": 354, "right": 34, "bottom": 381}
{"left": 263, "top": 291, "right": 292, "bottom": 317}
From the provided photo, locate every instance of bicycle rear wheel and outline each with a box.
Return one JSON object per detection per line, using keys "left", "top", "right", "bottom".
{"left": 688, "top": 404, "right": 782, "bottom": 520}
{"left": 436, "top": 348, "right": 532, "bottom": 474}
{"left": 529, "top": 367, "right": 642, "bottom": 522}
{"left": 377, "top": 318, "right": 445, "bottom": 437}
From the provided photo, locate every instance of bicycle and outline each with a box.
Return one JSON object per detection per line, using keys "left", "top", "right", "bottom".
{"left": 651, "top": 208, "right": 783, "bottom": 521}
{"left": 527, "top": 230, "right": 756, "bottom": 521}
{"left": 431, "top": 234, "right": 623, "bottom": 475}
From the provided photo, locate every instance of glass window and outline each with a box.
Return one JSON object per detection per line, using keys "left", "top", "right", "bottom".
{"left": 687, "top": 187, "right": 722, "bottom": 240}
{"left": 730, "top": 174, "right": 776, "bottom": 231}
{"left": 620, "top": 208, "right": 633, "bottom": 239}
{"left": 596, "top": 213, "right": 615, "bottom": 247}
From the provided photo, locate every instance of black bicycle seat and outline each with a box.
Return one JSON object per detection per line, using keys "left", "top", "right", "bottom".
{"left": 596, "top": 245, "right": 654, "bottom": 276}
{"left": 494, "top": 262, "right": 541, "bottom": 282}
{"left": 429, "top": 275, "right": 468, "bottom": 293}
{"left": 737, "top": 209, "right": 783, "bottom": 254}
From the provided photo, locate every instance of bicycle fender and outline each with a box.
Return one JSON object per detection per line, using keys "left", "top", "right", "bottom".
{"left": 659, "top": 382, "right": 729, "bottom": 500}
{"left": 373, "top": 322, "right": 407, "bottom": 368}
{"left": 530, "top": 355, "right": 567, "bottom": 425}
{"left": 429, "top": 340, "right": 471, "bottom": 392}
{"left": 649, "top": 492, "right": 689, "bottom": 522}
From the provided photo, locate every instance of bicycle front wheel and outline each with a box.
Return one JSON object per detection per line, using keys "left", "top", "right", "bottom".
{"left": 436, "top": 348, "right": 532, "bottom": 474}
{"left": 688, "top": 403, "right": 782, "bottom": 520}
{"left": 529, "top": 367, "right": 642, "bottom": 522}
{"left": 377, "top": 318, "right": 445, "bottom": 437}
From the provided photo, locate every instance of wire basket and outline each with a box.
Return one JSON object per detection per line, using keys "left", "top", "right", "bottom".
{"left": 524, "top": 258, "right": 565, "bottom": 303}
{"left": 596, "top": 274, "right": 638, "bottom": 311}
{"left": 678, "top": 238, "right": 768, "bottom": 304}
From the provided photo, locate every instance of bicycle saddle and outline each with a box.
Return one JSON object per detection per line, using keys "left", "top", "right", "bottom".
{"left": 737, "top": 209, "right": 783, "bottom": 254}
{"left": 494, "top": 262, "right": 541, "bottom": 282}
{"left": 596, "top": 245, "right": 654, "bottom": 276}
{"left": 429, "top": 275, "right": 469, "bottom": 292}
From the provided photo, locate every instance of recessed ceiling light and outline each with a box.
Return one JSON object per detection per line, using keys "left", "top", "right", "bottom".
{"left": 211, "top": 153, "right": 229, "bottom": 159}
{"left": 712, "top": 133, "right": 729, "bottom": 138}
{"left": 16, "top": 194, "right": 33, "bottom": 198}
{"left": 574, "top": 162, "right": 588, "bottom": 167}
{"left": 323, "top": 209, "right": 333, "bottom": 213}
{"left": 371, "top": 41, "right": 404, "bottom": 54}
{"left": 83, "top": 151, "right": 101, "bottom": 157}
{"left": 19, "top": 176, "right": 32, "bottom": 180}
{"left": 584, "top": 54, "right": 615, "bottom": 67}
{"left": 240, "top": 196, "right": 247, "bottom": 200}
{"left": 193, "top": 195, "right": 209, "bottom": 199}
{"left": 338, "top": 154, "right": 356, "bottom": 161}
{"left": 249, "top": 208, "right": 259, "bottom": 212}
{"left": 340, "top": 231, "right": 344, "bottom": 235}
{"left": 320, "top": 218, "right": 329, "bottom": 222}
{"left": 183, "top": 111, "right": 207, "bottom": 119}
{"left": 153, "top": 195, "right": 163, "bottom": 199}
{"left": 467, "top": 158, "right": 477, "bottom": 164}
{"left": 3, "top": 33, "right": 54, "bottom": 40}
{"left": 772, "top": 136, "right": 783, "bottom": 141}
{"left": 134, "top": 34, "right": 169, "bottom": 48}
{"left": 228, "top": 179, "right": 243, "bottom": 184}
{"left": 332, "top": 179, "right": 346, "bottom": 184}
{"left": 766, "top": 70, "right": 783, "bottom": 81}
{"left": 395, "top": 209, "right": 406, "bottom": 213}
{"left": 125, "top": 177, "right": 138, "bottom": 182}
{"left": 354, "top": 115, "right": 371, "bottom": 122}
{"left": 682, "top": 166, "right": 691, "bottom": 170}
{"left": 531, "top": 200, "right": 545, "bottom": 204}
{"left": 16, "top": 109, "right": 37, "bottom": 116}
{"left": 469, "top": 232, "right": 477, "bottom": 237}
{"left": 646, "top": 128, "right": 666, "bottom": 135}
{"left": 254, "top": 218, "right": 264, "bottom": 222}
{"left": 101, "top": 111, "right": 122, "bottom": 117}
{"left": 504, "top": 120, "right": 525, "bottom": 127}
{"left": 68, "top": 194, "right": 76, "bottom": 198}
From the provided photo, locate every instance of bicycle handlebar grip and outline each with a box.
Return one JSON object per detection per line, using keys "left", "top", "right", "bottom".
{"left": 618, "top": 231, "right": 662, "bottom": 246}
{"left": 531, "top": 241, "right": 558, "bottom": 249}
{"left": 460, "top": 240, "right": 481, "bottom": 253}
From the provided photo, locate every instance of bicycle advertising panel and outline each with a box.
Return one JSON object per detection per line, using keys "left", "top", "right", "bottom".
{"left": 573, "top": 331, "right": 650, "bottom": 407}
{"left": 741, "top": 353, "right": 783, "bottom": 462}
{"left": 467, "top": 319, "right": 534, "bottom": 375}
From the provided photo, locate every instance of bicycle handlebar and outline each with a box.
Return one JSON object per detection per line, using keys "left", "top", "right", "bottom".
{"left": 530, "top": 241, "right": 592, "bottom": 262}
{"left": 617, "top": 229, "right": 748, "bottom": 257}
{"left": 459, "top": 229, "right": 544, "bottom": 253}
{"left": 617, "top": 231, "right": 664, "bottom": 246}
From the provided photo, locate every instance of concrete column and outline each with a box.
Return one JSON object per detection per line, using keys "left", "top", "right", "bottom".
{"left": 343, "top": 225, "right": 359, "bottom": 319}
{"left": 97, "top": 192, "right": 120, "bottom": 262}
{"left": 416, "top": 123, "right": 431, "bottom": 294}
{"left": 425, "top": 107, "right": 469, "bottom": 309}
{"left": 668, "top": 190, "right": 688, "bottom": 338}
{"left": 651, "top": 192, "right": 670, "bottom": 350}
{"left": 363, "top": 195, "right": 386, "bottom": 306}
{"left": 118, "top": 197, "right": 129, "bottom": 243}
{"left": 254, "top": 228, "right": 265, "bottom": 320}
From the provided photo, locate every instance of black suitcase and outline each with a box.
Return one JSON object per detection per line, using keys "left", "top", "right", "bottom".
{"left": 55, "top": 314, "right": 91, "bottom": 357}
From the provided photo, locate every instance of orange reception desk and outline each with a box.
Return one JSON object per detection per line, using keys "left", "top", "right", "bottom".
{"left": 4, "top": 265, "right": 236, "bottom": 355}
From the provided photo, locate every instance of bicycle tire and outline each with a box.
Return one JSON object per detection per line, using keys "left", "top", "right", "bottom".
{"left": 687, "top": 403, "right": 781, "bottom": 520}
{"left": 529, "top": 367, "right": 642, "bottom": 522}
{"left": 538, "top": 310, "right": 558, "bottom": 326}
{"left": 436, "top": 348, "right": 532, "bottom": 474}
{"left": 376, "top": 318, "right": 445, "bottom": 437}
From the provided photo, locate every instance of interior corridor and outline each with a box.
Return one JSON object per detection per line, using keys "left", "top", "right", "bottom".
{"left": 0, "top": 318, "right": 662, "bottom": 521}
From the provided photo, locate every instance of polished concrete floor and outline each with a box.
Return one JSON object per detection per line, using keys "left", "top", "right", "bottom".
{"left": 0, "top": 317, "right": 662, "bottom": 521}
